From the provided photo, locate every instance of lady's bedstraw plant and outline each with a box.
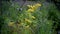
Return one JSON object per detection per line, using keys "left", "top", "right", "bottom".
{"left": 24, "top": 3, "right": 41, "bottom": 27}
{"left": 6, "top": 3, "right": 41, "bottom": 34}
{"left": 2, "top": 1, "right": 59, "bottom": 34}
{"left": 20, "top": 3, "right": 42, "bottom": 34}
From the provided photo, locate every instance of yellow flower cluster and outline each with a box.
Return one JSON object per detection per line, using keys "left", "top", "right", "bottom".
{"left": 27, "top": 9, "right": 34, "bottom": 13}
{"left": 25, "top": 18, "right": 32, "bottom": 23}
{"left": 16, "top": 3, "right": 41, "bottom": 28}
{"left": 27, "top": 3, "right": 41, "bottom": 13}
{"left": 35, "top": 3, "right": 41, "bottom": 7}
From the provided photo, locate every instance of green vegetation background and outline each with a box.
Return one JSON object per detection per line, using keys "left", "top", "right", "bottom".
{"left": 0, "top": 0, "right": 60, "bottom": 34}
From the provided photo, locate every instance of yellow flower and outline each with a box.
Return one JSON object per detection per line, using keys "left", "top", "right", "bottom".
{"left": 27, "top": 5, "right": 36, "bottom": 10}
{"left": 35, "top": 3, "right": 41, "bottom": 7}
{"left": 25, "top": 18, "right": 32, "bottom": 23}
{"left": 31, "top": 5, "right": 36, "bottom": 9}
{"left": 31, "top": 16, "right": 35, "bottom": 19}
{"left": 27, "top": 5, "right": 32, "bottom": 8}
{"left": 27, "top": 3, "right": 41, "bottom": 13}
{"left": 8, "top": 22, "right": 14, "bottom": 26}
{"left": 27, "top": 9, "right": 34, "bottom": 13}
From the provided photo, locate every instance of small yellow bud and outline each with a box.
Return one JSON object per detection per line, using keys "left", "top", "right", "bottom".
{"left": 31, "top": 16, "right": 35, "bottom": 19}
{"left": 27, "top": 9, "right": 34, "bottom": 12}
{"left": 25, "top": 18, "right": 32, "bottom": 23}
{"left": 27, "top": 5, "right": 32, "bottom": 8}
